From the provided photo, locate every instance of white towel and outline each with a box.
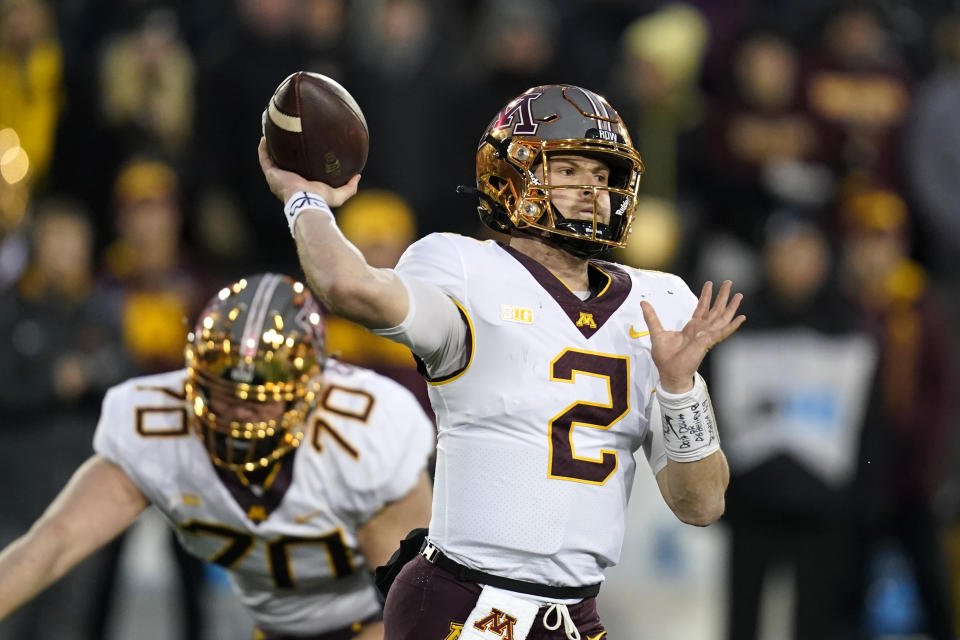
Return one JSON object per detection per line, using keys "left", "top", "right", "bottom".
{"left": 460, "top": 585, "right": 541, "bottom": 640}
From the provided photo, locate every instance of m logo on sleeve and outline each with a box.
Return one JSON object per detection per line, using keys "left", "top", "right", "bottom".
{"left": 473, "top": 608, "right": 518, "bottom": 639}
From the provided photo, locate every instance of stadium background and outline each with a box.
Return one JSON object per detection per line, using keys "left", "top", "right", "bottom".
{"left": 1, "top": 0, "right": 959, "bottom": 638}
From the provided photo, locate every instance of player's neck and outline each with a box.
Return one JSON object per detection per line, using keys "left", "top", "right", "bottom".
{"left": 508, "top": 235, "right": 590, "bottom": 292}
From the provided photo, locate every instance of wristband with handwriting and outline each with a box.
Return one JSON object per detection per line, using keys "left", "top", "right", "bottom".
{"left": 657, "top": 372, "right": 721, "bottom": 462}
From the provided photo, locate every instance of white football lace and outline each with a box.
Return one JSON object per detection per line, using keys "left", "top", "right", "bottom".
{"left": 542, "top": 603, "right": 581, "bottom": 640}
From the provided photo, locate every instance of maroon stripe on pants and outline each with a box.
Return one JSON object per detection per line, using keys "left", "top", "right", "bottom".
{"left": 383, "top": 555, "right": 607, "bottom": 639}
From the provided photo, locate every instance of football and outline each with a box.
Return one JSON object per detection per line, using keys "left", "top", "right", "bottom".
{"left": 262, "top": 72, "right": 368, "bottom": 187}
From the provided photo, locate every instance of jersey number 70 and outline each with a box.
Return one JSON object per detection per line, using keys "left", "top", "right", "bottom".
{"left": 548, "top": 349, "right": 630, "bottom": 485}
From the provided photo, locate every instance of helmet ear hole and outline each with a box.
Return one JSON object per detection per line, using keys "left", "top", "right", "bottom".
{"left": 489, "top": 176, "right": 507, "bottom": 191}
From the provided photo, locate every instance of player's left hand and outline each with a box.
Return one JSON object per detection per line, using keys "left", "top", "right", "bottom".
{"left": 641, "top": 280, "right": 745, "bottom": 394}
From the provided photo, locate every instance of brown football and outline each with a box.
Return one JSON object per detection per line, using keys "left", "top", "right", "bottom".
{"left": 262, "top": 72, "right": 368, "bottom": 187}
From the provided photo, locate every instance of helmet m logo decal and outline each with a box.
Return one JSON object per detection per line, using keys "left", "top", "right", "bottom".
{"left": 473, "top": 608, "right": 518, "bottom": 639}
{"left": 493, "top": 92, "right": 541, "bottom": 137}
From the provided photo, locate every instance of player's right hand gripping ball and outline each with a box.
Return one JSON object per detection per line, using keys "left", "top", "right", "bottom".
{"left": 262, "top": 71, "right": 368, "bottom": 188}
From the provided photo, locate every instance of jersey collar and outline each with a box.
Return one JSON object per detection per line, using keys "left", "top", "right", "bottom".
{"left": 212, "top": 452, "right": 297, "bottom": 524}
{"left": 500, "top": 244, "right": 632, "bottom": 338}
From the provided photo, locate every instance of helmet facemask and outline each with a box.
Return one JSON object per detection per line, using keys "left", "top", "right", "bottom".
{"left": 184, "top": 274, "right": 326, "bottom": 473}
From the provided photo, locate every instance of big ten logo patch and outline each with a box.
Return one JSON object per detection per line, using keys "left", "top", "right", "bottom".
{"left": 500, "top": 304, "right": 534, "bottom": 325}
{"left": 474, "top": 609, "right": 518, "bottom": 639}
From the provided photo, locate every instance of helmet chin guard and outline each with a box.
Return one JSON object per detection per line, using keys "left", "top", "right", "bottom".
{"left": 473, "top": 85, "right": 644, "bottom": 253}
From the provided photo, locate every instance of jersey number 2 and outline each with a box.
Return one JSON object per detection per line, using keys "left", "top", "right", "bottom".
{"left": 548, "top": 349, "right": 630, "bottom": 485}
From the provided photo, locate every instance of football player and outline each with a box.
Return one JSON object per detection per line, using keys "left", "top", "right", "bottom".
{"left": 0, "top": 273, "right": 435, "bottom": 640}
{"left": 259, "top": 85, "right": 745, "bottom": 639}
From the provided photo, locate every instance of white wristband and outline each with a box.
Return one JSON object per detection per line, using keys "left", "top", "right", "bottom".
{"left": 283, "top": 191, "right": 333, "bottom": 238}
{"left": 657, "top": 372, "right": 720, "bottom": 463}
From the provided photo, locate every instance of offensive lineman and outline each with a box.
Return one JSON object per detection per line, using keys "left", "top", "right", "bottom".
{"left": 260, "top": 85, "right": 745, "bottom": 639}
{"left": 0, "top": 273, "right": 435, "bottom": 639}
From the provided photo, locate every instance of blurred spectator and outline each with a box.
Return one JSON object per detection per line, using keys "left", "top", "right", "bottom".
{"left": 801, "top": 4, "right": 912, "bottom": 187}
{"left": 838, "top": 186, "right": 956, "bottom": 639}
{"left": 710, "top": 214, "right": 878, "bottom": 640}
{"left": 469, "top": 0, "right": 556, "bottom": 97}
{"left": 553, "top": 0, "right": 646, "bottom": 89}
{"left": 905, "top": 18, "right": 960, "bottom": 624}
{"left": 433, "top": 0, "right": 561, "bottom": 238}
{"left": 0, "top": 197, "right": 129, "bottom": 416}
{"left": 695, "top": 27, "right": 837, "bottom": 297}
{"left": 99, "top": 6, "right": 195, "bottom": 160}
{"left": 325, "top": 189, "right": 430, "bottom": 414}
{"left": 348, "top": 0, "right": 467, "bottom": 235}
{"left": 89, "top": 157, "right": 212, "bottom": 640}
{"left": 99, "top": 157, "right": 209, "bottom": 371}
{"left": 0, "top": 0, "right": 63, "bottom": 189}
{"left": 606, "top": 4, "right": 710, "bottom": 279}
{"left": 704, "top": 29, "right": 834, "bottom": 244}
{"left": 194, "top": 0, "right": 310, "bottom": 273}
{"left": 0, "top": 198, "right": 129, "bottom": 640}
{"left": 905, "top": 12, "right": 960, "bottom": 277}
{"left": 299, "top": 0, "right": 348, "bottom": 78}
{"left": 611, "top": 4, "right": 708, "bottom": 202}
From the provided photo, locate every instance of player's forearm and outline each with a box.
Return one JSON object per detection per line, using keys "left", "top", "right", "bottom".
{"left": 0, "top": 520, "right": 80, "bottom": 619}
{"left": 662, "top": 450, "right": 729, "bottom": 526}
{"left": 293, "top": 213, "right": 408, "bottom": 329}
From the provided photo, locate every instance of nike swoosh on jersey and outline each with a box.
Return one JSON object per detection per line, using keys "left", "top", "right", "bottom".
{"left": 629, "top": 326, "right": 649, "bottom": 338}
{"left": 587, "top": 633, "right": 607, "bottom": 640}
{"left": 294, "top": 510, "right": 324, "bottom": 523}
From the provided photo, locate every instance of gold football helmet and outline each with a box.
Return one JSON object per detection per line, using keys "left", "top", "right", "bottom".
{"left": 184, "top": 273, "right": 325, "bottom": 471}
{"left": 472, "top": 84, "right": 644, "bottom": 257}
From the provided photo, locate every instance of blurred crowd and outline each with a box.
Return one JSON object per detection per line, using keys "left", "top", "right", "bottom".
{"left": 1, "top": 0, "right": 959, "bottom": 638}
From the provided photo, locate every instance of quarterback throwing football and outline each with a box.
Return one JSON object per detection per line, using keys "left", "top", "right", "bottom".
{"left": 0, "top": 273, "right": 435, "bottom": 639}
{"left": 260, "top": 85, "right": 745, "bottom": 639}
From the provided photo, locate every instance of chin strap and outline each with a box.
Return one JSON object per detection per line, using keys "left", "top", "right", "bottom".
{"left": 456, "top": 184, "right": 505, "bottom": 213}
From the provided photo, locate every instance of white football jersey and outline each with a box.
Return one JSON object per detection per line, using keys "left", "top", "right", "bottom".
{"left": 93, "top": 359, "right": 435, "bottom": 636}
{"left": 394, "top": 233, "right": 697, "bottom": 587}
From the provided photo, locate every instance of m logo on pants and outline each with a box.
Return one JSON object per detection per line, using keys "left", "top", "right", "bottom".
{"left": 474, "top": 608, "right": 518, "bottom": 639}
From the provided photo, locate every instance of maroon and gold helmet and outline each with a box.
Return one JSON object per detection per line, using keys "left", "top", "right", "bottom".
{"left": 184, "top": 273, "right": 325, "bottom": 471}
{"left": 473, "top": 84, "right": 645, "bottom": 257}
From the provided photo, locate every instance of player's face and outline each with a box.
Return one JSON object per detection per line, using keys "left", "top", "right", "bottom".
{"left": 535, "top": 154, "right": 612, "bottom": 224}
{"left": 205, "top": 385, "right": 287, "bottom": 424}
